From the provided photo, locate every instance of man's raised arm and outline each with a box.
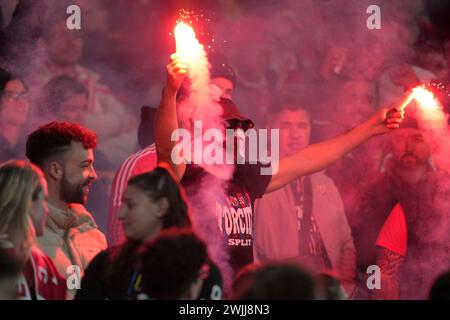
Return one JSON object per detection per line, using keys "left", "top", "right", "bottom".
{"left": 154, "top": 54, "right": 188, "bottom": 180}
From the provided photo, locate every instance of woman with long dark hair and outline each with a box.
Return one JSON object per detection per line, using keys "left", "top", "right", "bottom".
{"left": 76, "top": 166, "right": 222, "bottom": 300}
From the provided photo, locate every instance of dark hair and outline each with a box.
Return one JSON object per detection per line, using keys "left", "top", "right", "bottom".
{"left": 128, "top": 166, "right": 191, "bottom": 229}
{"left": 269, "top": 96, "right": 311, "bottom": 124}
{"left": 209, "top": 53, "right": 236, "bottom": 86}
{"left": 26, "top": 121, "right": 97, "bottom": 168}
{"left": 210, "top": 63, "right": 237, "bottom": 87}
{"left": 0, "top": 249, "right": 20, "bottom": 281}
{"left": 317, "top": 272, "right": 347, "bottom": 300}
{"left": 139, "top": 228, "right": 207, "bottom": 299}
{"left": 41, "top": 75, "right": 88, "bottom": 115}
{"left": 0, "top": 67, "right": 26, "bottom": 97}
{"left": 105, "top": 166, "right": 190, "bottom": 286}
{"left": 266, "top": 98, "right": 316, "bottom": 143}
{"left": 236, "top": 263, "right": 316, "bottom": 300}
{"left": 415, "top": 38, "right": 444, "bottom": 56}
{"left": 0, "top": 68, "right": 13, "bottom": 94}
{"left": 429, "top": 271, "right": 450, "bottom": 300}
{"left": 232, "top": 263, "right": 261, "bottom": 299}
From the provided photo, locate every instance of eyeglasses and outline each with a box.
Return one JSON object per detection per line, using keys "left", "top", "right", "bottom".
{"left": 225, "top": 119, "right": 254, "bottom": 132}
{"left": 2, "top": 90, "right": 29, "bottom": 102}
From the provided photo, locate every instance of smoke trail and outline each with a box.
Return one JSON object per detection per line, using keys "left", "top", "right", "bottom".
{"left": 175, "top": 18, "right": 234, "bottom": 294}
{"left": 418, "top": 108, "right": 450, "bottom": 170}
{"left": 402, "top": 92, "right": 450, "bottom": 299}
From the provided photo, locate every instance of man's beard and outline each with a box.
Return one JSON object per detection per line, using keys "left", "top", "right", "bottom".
{"left": 60, "top": 174, "right": 91, "bottom": 204}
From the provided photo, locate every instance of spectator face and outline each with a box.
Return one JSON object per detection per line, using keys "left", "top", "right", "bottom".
{"left": 44, "top": 21, "right": 83, "bottom": 67}
{"left": 211, "top": 77, "right": 234, "bottom": 100}
{"left": 348, "top": 45, "right": 384, "bottom": 81}
{"left": 337, "top": 81, "right": 375, "bottom": 126}
{"left": 0, "top": 79, "right": 29, "bottom": 127}
{"left": 58, "top": 93, "right": 88, "bottom": 123}
{"left": 30, "top": 177, "right": 49, "bottom": 236}
{"left": 390, "top": 128, "right": 431, "bottom": 170}
{"left": 388, "top": 64, "right": 419, "bottom": 89}
{"left": 119, "top": 185, "right": 164, "bottom": 241}
{"left": 272, "top": 109, "right": 311, "bottom": 158}
{"left": 60, "top": 142, "right": 97, "bottom": 204}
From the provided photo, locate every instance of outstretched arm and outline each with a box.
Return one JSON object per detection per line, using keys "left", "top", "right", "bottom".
{"left": 265, "top": 109, "right": 403, "bottom": 193}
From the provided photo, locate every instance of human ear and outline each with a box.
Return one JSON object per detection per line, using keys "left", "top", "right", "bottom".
{"left": 48, "top": 161, "right": 63, "bottom": 181}
{"left": 157, "top": 197, "right": 169, "bottom": 217}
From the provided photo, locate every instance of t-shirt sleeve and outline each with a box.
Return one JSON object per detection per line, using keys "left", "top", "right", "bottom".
{"left": 376, "top": 204, "right": 407, "bottom": 257}
{"left": 240, "top": 162, "right": 272, "bottom": 200}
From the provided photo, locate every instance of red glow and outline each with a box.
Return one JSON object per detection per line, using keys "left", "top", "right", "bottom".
{"left": 411, "top": 86, "right": 441, "bottom": 111}
{"left": 174, "top": 22, "right": 201, "bottom": 60}
{"left": 398, "top": 85, "right": 441, "bottom": 112}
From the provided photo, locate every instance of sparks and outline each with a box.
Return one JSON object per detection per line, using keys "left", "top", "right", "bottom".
{"left": 175, "top": 9, "right": 218, "bottom": 54}
{"left": 411, "top": 86, "right": 441, "bottom": 111}
{"left": 398, "top": 85, "right": 441, "bottom": 112}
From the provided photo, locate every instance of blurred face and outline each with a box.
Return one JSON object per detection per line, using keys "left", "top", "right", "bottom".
{"left": 418, "top": 50, "right": 447, "bottom": 76}
{"left": 388, "top": 64, "right": 419, "bottom": 89}
{"left": 30, "top": 177, "right": 49, "bottom": 236}
{"left": 348, "top": 46, "right": 384, "bottom": 81}
{"left": 211, "top": 77, "right": 234, "bottom": 100}
{"left": 58, "top": 93, "right": 88, "bottom": 123}
{"left": 271, "top": 10, "right": 297, "bottom": 37}
{"left": 219, "top": 118, "right": 254, "bottom": 165}
{"left": 60, "top": 142, "right": 97, "bottom": 204}
{"left": 44, "top": 21, "right": 83, "bottom": 66}
{"left": 337, "top": 81, "right": 375, "bottom": 125}
{"left": 272, "top": 109, "right": 311, "bottom": 158}
{"left": 118, "top": 185, "right": 163, "bottom": 241}
{"left": 0, "top": 79, "right": 30, "bottom": 127}
{"left": 390, "top": 128, "right": 432, "bottom": 170}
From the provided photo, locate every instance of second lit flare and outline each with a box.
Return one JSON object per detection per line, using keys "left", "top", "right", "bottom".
{"left": 398, "top": 85, "right": 441, "bottom": 112}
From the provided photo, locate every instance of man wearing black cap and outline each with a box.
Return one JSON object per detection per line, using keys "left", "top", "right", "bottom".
{"left": 107, "top": 63, "right": 238, "bottom": 247}
{"left": 106, "top": 60, "right": 236, "bottom": 248}
{"left": 155, "top": 54, "right": 403, "bottom": 274}
{"left": 209, "top": 57, "right": 236, "bottom": 100}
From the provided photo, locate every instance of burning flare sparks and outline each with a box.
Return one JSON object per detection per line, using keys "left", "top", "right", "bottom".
{"left": 398, "top": 85, "right": 442, "bottom": 112}
{"left": 174, "top": 21, "right": 202, "bottom": 61}
{"left": 411, "top": 86, "right": 441, "bottom": 111}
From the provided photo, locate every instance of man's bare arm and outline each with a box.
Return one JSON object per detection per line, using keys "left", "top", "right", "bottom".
{"left": 154, "top": 54, "right": 188, "bottom": 180}
{"left": 266, "top": 109, "right": 403, "bottom": 193}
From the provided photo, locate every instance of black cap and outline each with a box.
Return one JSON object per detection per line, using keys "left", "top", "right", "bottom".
{"left": 210, "top": 54, "right": 237, "bottom": 87}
